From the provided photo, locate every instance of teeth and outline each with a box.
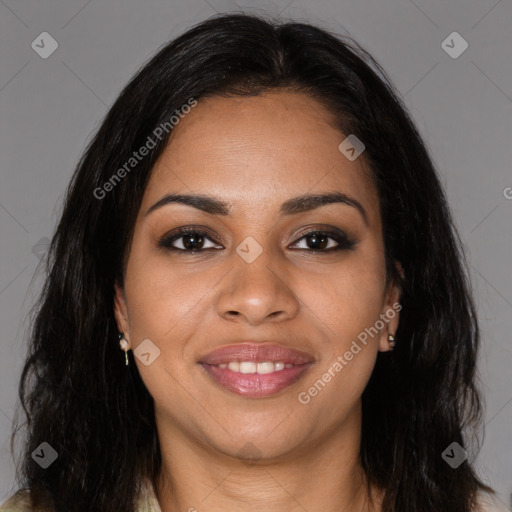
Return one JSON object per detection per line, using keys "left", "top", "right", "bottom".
{"left": 239, "top": 361, "right": 257, "bottom": 374}
{"left": 228, "top": 361, "right": 240, "bottom": 372}
{"left": 256, "top": 362, "right": 275, "bottom": 374}
{"left": 219, "top": 361, "right": 288, "bottom": 374}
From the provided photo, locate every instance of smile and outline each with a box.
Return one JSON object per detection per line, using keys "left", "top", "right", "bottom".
{"left": 217, "top": 361, "right": 292, "bottom": 373}
{"left": 198, "top": 342, "right": 314, "bottom": 398}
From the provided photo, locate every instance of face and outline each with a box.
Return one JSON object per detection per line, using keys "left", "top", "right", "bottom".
{"left": 114, "top": 90, "right": 400, "bottom": 461}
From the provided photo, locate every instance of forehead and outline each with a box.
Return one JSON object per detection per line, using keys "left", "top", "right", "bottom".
{"left": 142, "top": 91, "right": 380, "bottom": 222}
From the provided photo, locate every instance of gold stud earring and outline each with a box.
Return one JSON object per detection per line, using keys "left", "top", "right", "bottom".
{"left": 118, "top": 332, "right": 130, "bottom": 366}
{"left": 388, "top": 334, "right": 396, "bottom": 350}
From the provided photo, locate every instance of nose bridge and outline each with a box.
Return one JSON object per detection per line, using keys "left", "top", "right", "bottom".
{"left": 216, "top": 237, "right": 299, "bottom": 324}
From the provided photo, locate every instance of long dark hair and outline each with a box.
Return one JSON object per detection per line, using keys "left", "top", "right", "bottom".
{"left": 7, "top": 12, "right": 493, "bottom": 512}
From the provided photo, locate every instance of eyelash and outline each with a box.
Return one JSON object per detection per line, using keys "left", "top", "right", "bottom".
{"left": 158, "top": 227, "right": 356, "bottom": 254}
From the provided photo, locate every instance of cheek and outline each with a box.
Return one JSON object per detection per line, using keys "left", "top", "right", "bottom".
{"left": 297, "top": 270, "right": 384, "bottom": 417}
{"left": 302, "top": 256, "right": 387, "bottom": 341}
{"left": 298, "top": 252, "right": 386, "bottom": 412}
{"left": 122, "top": 249, "right": 212, "bottom": 403}
{"left": 123, "top": 240, "right": 216, "bottom": 341}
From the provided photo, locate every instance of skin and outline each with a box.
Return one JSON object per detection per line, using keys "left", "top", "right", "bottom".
{"left": 114, "top": 90, "right": 401, "bottom": 512}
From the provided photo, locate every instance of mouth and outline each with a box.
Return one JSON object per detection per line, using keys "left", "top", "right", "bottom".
{"left": 198, "top": 343, "right": 314, "bottom": 398}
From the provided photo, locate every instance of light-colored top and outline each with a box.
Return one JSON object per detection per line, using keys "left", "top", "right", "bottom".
{"left": 0, "top": 479, "right": 161, "bottom": 512}
{"left": 1, "top": 483, "right": 508, "bottom": 511}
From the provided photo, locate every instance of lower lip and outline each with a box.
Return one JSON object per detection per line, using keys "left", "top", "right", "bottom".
{"left": 200, "top": 363, "right": 312, "bottom": 398}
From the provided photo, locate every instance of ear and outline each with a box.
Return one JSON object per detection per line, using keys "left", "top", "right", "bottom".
{"left": 378, "top": 261, "right": 403, "bottom": 352}
{"left": 114, "top": 281, "right": 131, "bottom": 344}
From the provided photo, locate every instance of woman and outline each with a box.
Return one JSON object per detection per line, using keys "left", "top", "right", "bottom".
{"left": 1, "top": 12, "right": 505, "bottom": 512}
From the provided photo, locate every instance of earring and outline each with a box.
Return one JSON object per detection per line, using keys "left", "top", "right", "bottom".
{"left": 118, "top": 332, "right": 130, "bottom": 366}
{"left": 388, "top": 334, "right": 396, "bottom": 350}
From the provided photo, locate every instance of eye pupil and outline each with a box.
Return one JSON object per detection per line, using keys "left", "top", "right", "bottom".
{"left": 183, "top": 233, "right": 204, "bottom": 250}
{"left": 307, "top": 233, "right": 328, "bottom": 250}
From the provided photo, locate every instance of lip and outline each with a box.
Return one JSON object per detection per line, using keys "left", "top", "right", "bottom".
{"left": 199, "top": 343, "right": 314, "bottom": 366}
{"left": 198, "top": 343, "right": 314, "bottom": 398}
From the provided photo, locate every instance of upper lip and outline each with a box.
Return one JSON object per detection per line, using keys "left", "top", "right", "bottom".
{"left": 199, "top": 342, "right": 315, "bottom": 366}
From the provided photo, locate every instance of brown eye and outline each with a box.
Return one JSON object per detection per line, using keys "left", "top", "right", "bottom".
{"left": 159, "top": 229, "right": 221, "bottom": 252}
{"left": 290, "top": 230, "right": 356, "bottom": 252}
{"left": 158, "top": 227, "right": 356, "bottom": 254}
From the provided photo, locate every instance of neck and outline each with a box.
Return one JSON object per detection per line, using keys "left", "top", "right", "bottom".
{"left": 153, "top": 402, "right": 383, "bottom": 512}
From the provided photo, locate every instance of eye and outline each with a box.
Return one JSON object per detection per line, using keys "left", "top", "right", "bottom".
{"left": 290, "top": 229, "right": 356, "bottom": 253}
{"left": 158, "top": 228, "right": 222, "bottom": 253}
{"left": 158, "top": 227, "right": 356, "bottom": 254}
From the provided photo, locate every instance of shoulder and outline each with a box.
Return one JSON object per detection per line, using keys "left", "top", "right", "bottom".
{"left": 0, "top": 490, "right": 34, "bottom": 511}
{"left": 2, "top": 488, "right": 505, "bottom": 511}
{"left": 1, "top": 483, "right": 161, "bottom": 512}
{"left": 476, "top": 491, "right": 510, "bottom": 512}
{"left": 0, "top": 488, "right": 53, "bottom": 512}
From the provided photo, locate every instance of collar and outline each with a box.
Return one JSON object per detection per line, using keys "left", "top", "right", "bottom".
{"left": 138, "top": 478, "right": 162, "bottom": 512}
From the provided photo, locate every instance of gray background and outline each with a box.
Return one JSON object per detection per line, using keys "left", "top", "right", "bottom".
{"left": 1, "top": 0, "right": 511, "bottom": 508}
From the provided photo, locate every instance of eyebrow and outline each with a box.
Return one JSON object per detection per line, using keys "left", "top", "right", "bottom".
{"left": 145, "top": 191, "right": 368, "bottom": 225}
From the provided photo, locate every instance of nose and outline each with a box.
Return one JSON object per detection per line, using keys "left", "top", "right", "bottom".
{"left": 216, "top": 248, "right": 300, "bottom": 326}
